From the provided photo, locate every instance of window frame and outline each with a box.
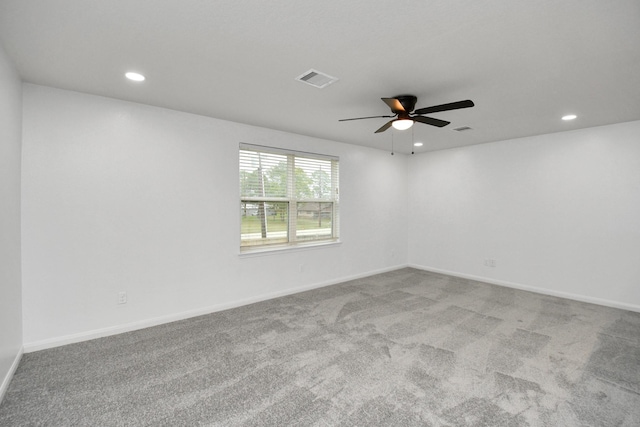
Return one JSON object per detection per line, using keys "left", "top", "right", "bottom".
{"left": 239, "top": 143, "right": 339, "bottom": 253}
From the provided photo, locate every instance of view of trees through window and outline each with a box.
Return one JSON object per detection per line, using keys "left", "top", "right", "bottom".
{"left": 240, "top": 146, "right": 339, "bottom": 249}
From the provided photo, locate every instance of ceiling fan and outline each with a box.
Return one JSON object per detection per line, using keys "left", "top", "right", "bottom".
{"left": 339, "top": 95, "right": 474, "bottom": 133}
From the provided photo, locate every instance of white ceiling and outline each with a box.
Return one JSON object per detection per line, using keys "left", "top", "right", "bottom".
{"left": 1, "top": 0, "right": 639, "bottom": 153}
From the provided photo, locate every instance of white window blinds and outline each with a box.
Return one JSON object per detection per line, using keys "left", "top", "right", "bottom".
{"left": 240, "top": 144, "right": 339, "bottom": 251}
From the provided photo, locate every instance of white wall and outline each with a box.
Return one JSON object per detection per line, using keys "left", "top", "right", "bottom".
{"left": 20, "top": 83, "right": 640, "bottom": 352}
{"left": 21, "top": 84, "right": 408, "bottom": 349}
{"left": 408, "top": 120, "right": 640, "bottom": 310}
{"left": 0, "top": 43, "right": 23, "bottom": 399}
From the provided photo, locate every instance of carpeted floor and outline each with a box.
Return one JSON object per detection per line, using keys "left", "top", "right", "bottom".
{"left": 2, "top": 268, "right": 640, "bottom": 426}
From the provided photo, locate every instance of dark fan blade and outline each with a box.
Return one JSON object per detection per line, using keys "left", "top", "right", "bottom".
{"left": 412, "top": 115, "right": 450, "bottom": 128}
{"left": 374, "top": 120, "right": 395, "bottom": 133}
{"left": 339, "top": 115, "right": 394, "bottom": 122}
{"left": 382, "top": 98, "right": 406, "bottom": 112}
{"left": 414, "top": 100, "right": 474, "bottom": 115}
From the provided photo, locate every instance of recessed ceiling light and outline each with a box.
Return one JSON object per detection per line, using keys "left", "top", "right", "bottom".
{"left": 125, "top": 72, "right": 145, "bottom": 82}
{"left": 562, "top": 114, "right": 577, "bottom": 121}
{"left": 413, "top": 142, "right": 424, "bottom": 147}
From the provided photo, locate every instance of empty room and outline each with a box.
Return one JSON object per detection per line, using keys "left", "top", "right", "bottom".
{"left": 1, "top": 1, "right": 639, "bottom": 425}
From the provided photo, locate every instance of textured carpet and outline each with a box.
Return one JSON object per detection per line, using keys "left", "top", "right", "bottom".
{"left": 2, "top": 268, "right": 640, "bottom": 426}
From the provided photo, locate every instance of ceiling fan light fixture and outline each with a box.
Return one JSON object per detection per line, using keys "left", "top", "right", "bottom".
{"left": 392, "top": 119, "right": 414, "bottom": 131}
{"left": 339, "top": 96, "right": 473, "bottom": 134}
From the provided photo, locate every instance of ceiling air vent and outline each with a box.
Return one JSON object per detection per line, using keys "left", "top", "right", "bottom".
{"left": 453, "top": 126, "right": 473, "bottom": 132}
{"left": 295, "top": 69, "right": 338, "bottom": 89}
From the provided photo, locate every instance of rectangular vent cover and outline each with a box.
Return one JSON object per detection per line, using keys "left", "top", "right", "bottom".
{"left": 453, "top": 126, "right": 473, "bottom": 132}
{"left": 296, "top": 69, "right": 338, "bottom": 88}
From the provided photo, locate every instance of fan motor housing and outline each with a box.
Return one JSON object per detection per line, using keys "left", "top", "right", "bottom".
{"left": 394, "top": 95, "right": 417, "bottom": 113}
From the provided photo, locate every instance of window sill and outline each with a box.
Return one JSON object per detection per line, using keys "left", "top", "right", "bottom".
{"left": 239, "top": 240, "right": 341, "bottom": 258}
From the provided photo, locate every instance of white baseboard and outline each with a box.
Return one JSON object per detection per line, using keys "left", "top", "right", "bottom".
{"left": 0, "top": 347, "right": 23, "bottom": 404}
{"left": 23, "top": 264, "right": 408, "bottom": 353}
{"left": 409, "top": 264, "right": 640, "bottom": 313}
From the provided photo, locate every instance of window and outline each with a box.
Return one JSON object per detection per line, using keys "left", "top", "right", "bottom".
{"left": 240, "top": 143, "right": 339, "bottom": 251}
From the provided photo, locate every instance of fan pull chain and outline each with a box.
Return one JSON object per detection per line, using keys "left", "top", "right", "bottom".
{"left": 391, "top": 132, "right": 394, "bottom": 155}
{"left": 411, "top": 126, "right": 415, "bottom": 155}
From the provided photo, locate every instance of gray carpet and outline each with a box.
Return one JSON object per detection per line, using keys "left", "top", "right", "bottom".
{"left": 2, "top": 268, "right": 640, "bottom": 426}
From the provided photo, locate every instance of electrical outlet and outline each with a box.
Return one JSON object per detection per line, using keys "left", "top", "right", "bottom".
{"left": 117, "top": 291, "right": 127, "bottom": 304}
